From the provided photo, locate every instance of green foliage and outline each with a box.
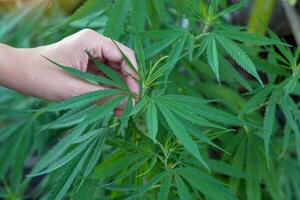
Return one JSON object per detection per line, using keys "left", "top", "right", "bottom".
{"left": 0, "top": 0, "right": 300, "bottom": 200}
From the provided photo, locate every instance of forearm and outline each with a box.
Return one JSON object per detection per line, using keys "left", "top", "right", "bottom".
{"left": 0, "top": 44, "right": 26, "bottom": 93}
{"left": 0, "top": 44, "right": 48, "bottom": 99}
{"left": 0, "top": 43, "right": 101, "bottom": 101}
{"left": 0, "top": 29, "right": 138, "bottom": 102}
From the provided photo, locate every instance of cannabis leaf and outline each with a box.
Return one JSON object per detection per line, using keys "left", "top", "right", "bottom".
{"left": 263, "top": 92, "right": 277, "bottom": 166}
{"left": 104, "top": 0, "right": 131, "bottom": 40}
{"left": 215, "top": 34, "right": 263, "bottom": 85}
{"left": 146, "top": 101, "right": 158, "bottom": 141}
{"left": 207, "top": 34, "right": 220, "bottom": 81}
{"left": 157, "top": 103, "right": 210, "bottom": 170}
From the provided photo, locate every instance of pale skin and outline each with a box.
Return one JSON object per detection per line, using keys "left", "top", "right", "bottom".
{"left": 0, "top": 29, "right": 139, "bottom": 116}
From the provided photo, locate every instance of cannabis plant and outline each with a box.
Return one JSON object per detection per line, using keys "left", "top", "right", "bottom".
{"left": 0, "top": 0, "right": 300, "bottom": 199}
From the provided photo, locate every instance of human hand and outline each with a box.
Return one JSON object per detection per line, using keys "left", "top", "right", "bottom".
{"left": 0, "top": 29, "right": 139, "bottom": 115}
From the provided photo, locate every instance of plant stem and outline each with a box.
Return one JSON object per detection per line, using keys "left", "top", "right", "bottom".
{"left": 195, "top": 22, "right": 210, "bottom": 40}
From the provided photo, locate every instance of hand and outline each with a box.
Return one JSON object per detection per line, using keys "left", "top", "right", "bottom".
{"left": 0, "top": 29, "right": 139, "bottom": 115}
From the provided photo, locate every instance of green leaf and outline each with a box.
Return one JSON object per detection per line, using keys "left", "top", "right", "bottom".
{"left": 132, "top": 0, "right": 147, "bottom": 33}
{"left": 43, "top": 56, "right": 116, "bottom": 85}
{"left": 216, "top": 0, "right": 247, "bottom": 17}
{"left": 166, "top": 35, "right": 187, "bottom": 75}
{"left": 71, "top": 129, "right": 103, "bottom": 144}
{"left": 43, "top": 105, "right": 96, "bottom": 130}
{"left": 0, "top": 133, "right": 20, "bottom": 177}
{"left": 185, "top": 104, "right": 246, "bottom": 126}
{"left": 134, "top": 33, "right": 146, "bottom": 74}
{"left": 81, "top": 96, "right": 124, "bottom": 126}
{"left": 87, "top": 53, "right": 127, "bottom": 90}
{"left": 119, "top": 97, "right": 133, "bottom": 131}
{"left": 144, "top": 30, "right": 183, "bottom": 58}
{"left": 280, "top": 96, "right": 299, "bottom": 135}
{"left": 161, "top": 95, "right": 213, "bottom": 105}
{"left": 0, "top": 123, "right": 22, "bottom": 143}
{"left": 215, "top": 34, "right": 263, "bottom": 85}
{"left": 268, "top": 31, "right": 293, "bottom": 63}
{"left": 177, "top": 166, "right": 225, "bottom": 186}
{"left": 158, "top": 173, "right": 172, "bottom": 200}
{"left": 136, "top": 156, "right": 157, "bottom": 177}
{"left": 126, "top": 96, "right": 149, "bottom": 117}
{"left": 11, "top": 123, "right": 32, "bottom": 187}
{"left": 161, "top": 99, "right": 224, "bottom": 129}
{"left": 0, "top": 6, "right": 32, "bottom": 39}
{"left": 257, "top": 152, "right": 281, "bottom": 200}
{"left": 73, "top": 134, "right": 107, "bottom": 194}
{"left": 157, "top": 103, "right": 209, "bottom": 170}
{"left": 207, "top": 35, "right": 220, "bottom": 81}
{"left": 28, "top": 140, "right": 90, "bottom": 177}
{"left": 48, "top": 0, "right": 109, "bottom": 33}
{"left": 103, "top": 184, "right": 139, "bottom": 192}
{"left": 217, "top": 29, "right": 284, "bottom": 45}
{"left": 187, "top": 33, "right": 195, "bottom": 61}
{"left": 9, "top": 1, "right": 47, "bottom": 45}
{"left": 69, "top": 11, "right": 106, "bottom": 29}
{"left": 246, "top": 139, "right": 261, "bottom": 200}
{"left": 175, "top": 174, "right": 194, "bottom": 200}
{"left": 207, "top": 159, "right": 247, "bottom": 178}
{"left": 146, "top": 101, "right": 158, "bottom": 141}
{"left": 221, "top": 57, "right": 253, "bottom": 91}
{"left": 114, "top": 156, "right": 149, "bottom": 182}
{"left": 194, "top": 36, "right": 209, "bottom": 59}
{"left": 284, "top": 78, "right": 298, "bottom": 97}
{"left": 263, "top": 92, "right": 277, "bottom": 165}
{"left": 104, "top": 0, "right": 131, "bottom": 40}
{"left": 177, "top": 166, "right": 238, "bottom": 200}
{"left": 239, "top": 86, "right": 273, "bottom": 116}
{"left": 156, "top": 34, "right": 187, "bottom": 92}
{"left": 185, "top": 123, "right": 226, "bottom": 153}
{"left": 126, "top": 171, "right": 168, "bottom": 200}
{"left": 229, "top": 138, "right": 246, "bottom": 193}
{"left": 48, "top": 141, "right": 93, "bottom": 200}
{"left": 250, "top": 56, "right": 288, "bottom": 76}
{"left": 92, "top": 152, "right": 143, "bottom": 180}
{"left": 278, "top": 125, "right": 291, "bottom": 158}
{"left": 280, "top": 96, "right": 300, "bottom": 164}
{"left": 152, "top": 0, "right": 167, "bottom": 21}
{"left": 295, "top": 134, "right": 300, "bottom": 166}
{"left": 208, "top": 0, "right": 219, "bottom": 16}
{"left": 83, "top": 134, "right": 106, "bottom": 177}
{"left": 30, "top": 126, "right": 87, "bottom": 174}
{"left": 112, "top": 40, "right": 139, "bottom": 76}
{"left": 286, "top": 96, "right": 300, "bottom": 121}
{"left": 40, "top": 89, "right": 121, "bottom": 112}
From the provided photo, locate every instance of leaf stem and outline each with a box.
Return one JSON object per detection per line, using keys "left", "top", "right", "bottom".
{"left": 195, "top": 22, "right": 210, "bottom": 40}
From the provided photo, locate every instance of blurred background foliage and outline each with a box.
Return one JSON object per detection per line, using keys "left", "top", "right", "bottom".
{"left": 0, "top": 0, "right": 300, "bottom": 199}
{"left": 1, "top": 0, "right": 299, "bottom": 44}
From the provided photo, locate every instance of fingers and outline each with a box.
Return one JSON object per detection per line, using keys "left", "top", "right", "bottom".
{"left": 123, "top": 72, "right": 140, "bottom": 95}
{"left": 114, "top": 107, "right": 123, "bottom": 117}
{"left": 102, "top": 40, "right": 140, "bottom": 95}
{"left": 85, "top": 31, "right": 139, "bottom": 95}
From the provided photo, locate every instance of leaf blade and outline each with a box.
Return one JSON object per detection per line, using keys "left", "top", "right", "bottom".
{"left": 39, "top": 89, "right": 121, "bottom": 112}
{"left": 263, "top": 92, "right": 277, "bottom": 165}
{"left": 146, "top": 101, "right": 158, "bottom": 141}
{"left": 216, "top": 35, "right": 263, "bottom": 85}
{"left": 157, "top": 103, "right": 210, "bottom": 170}
{"left": 207, "top": 35, "right": 219, "bottom": 81}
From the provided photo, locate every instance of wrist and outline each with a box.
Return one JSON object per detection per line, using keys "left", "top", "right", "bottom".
{"left": 0, "top": 44, "right": 21, "bottom": 89}
{"left": 0, "top": 44, "right": 16, "bottom": 68}
{"left": 0, "top": 44, "right": 41, "bottom": 96}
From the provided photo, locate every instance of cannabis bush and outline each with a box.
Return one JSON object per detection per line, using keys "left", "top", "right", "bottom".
{"left": 1, "top": 0, "right": 300, "bottom": 199}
